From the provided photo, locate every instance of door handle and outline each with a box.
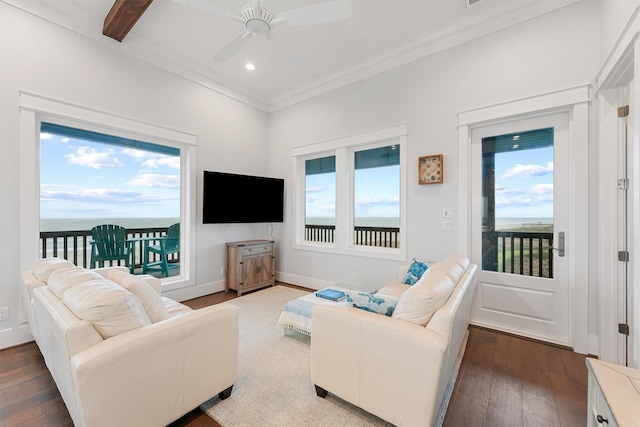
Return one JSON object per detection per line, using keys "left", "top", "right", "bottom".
{"left": 542, "top": 231, "right": 565, "bottom": 257}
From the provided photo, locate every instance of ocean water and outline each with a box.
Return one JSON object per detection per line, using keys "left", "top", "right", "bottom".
{"left": 306, "top": 216, "right": 552, "bottom": 229}
{"left": 40, "top": 217, "right": 180, "bottom": 232}
{"left": 41, "top": 216, "right": 552, "bottom": 231}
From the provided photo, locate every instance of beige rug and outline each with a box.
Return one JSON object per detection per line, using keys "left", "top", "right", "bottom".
{"left": 201, "top": 285, "right": 465, "bottom": 426}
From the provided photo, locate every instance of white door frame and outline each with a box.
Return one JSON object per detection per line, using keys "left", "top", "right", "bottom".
{"left": 457, "top": 85, "right": 590, "bottom": 354}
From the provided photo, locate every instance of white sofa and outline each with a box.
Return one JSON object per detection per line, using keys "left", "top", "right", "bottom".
{"left": 311, "top": 254, "right": 478, "bottom": 427}
{"left": 21, "top": 258, "right": 239, "bottom": 427}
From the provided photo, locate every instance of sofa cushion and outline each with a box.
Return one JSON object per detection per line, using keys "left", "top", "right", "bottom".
{"left": 392, "top": 270, "right": 455, "bottom": 326}
{"left": 108, "top": 270, "right": 170, "bottom": 323}
{"left": 48, "top": 267, "right": 104, "bottom": 299}
{"left": 402, "top": 259, "right": 429, "bottom": 285}
{"left": 344, "top": 291, "right": 399, "bottom": 317}
{"left": 62, "top": 278, "right": 151, "bottom": 339}
{"left": 375, "top": 280, "right": 411, "bottom": 299}
{"left": 33, "top": 258, "right": 76, "bottom": 282}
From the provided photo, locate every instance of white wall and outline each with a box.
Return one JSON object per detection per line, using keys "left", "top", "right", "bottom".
{"left": 600, "top": 0, "right": 639, "bottom": 61}
{"left": 0, "top": 2, "right": 270, "bottom": 348}
{"left": 269, "top": 1, "right": 600, "bottom": 293}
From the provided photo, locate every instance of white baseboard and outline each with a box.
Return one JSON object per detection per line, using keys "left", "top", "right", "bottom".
{"left": 0, "top": 323, "right": 34, "bottom": 350}
{"left": 162, "top": 279, "right": 226, "bottom": 302}
{"left": 276, "top": 271, "right": 334, "bottom": 291}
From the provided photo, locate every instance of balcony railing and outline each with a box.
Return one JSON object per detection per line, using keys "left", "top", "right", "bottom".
{"left": 305, "top": 224, "right": 400, "bottom": 248}
{"left": 39, "top": 227, "right": 179, "bottom": 270}
{"left": 306, "top": 225, "right": 552, "bottom": 278}
{"left": 489, "top": 231, "right": 554, "bottom": 278}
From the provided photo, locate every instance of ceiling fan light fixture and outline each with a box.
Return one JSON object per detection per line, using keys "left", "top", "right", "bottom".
{"left": 242, "top": 4, "right": 274, "bottom": 35}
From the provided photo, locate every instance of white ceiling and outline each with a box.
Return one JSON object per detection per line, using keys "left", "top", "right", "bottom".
{"left": 6, "top": 0, "right": 580, "bottom": 111}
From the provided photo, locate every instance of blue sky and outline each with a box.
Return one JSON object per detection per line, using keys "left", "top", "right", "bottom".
{"left": 306, "top": 165, "right": 400, "bottom": 220}
{"left": 305, "top": 145, "right": 553, "bottom": 222}
{"left": 493, "top": 146, "right": 553, "bottom": 218}
{"left": 40, "top": 132, "right": 180, "bottom": 218}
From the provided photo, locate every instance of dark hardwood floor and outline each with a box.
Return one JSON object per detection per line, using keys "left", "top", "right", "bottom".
{"left": 0, "top": 284, "right": 588, "bottom": 427}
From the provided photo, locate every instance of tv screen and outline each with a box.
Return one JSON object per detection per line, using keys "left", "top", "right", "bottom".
{"left": 203, "top": 171, "right": 284, "bottom": 224}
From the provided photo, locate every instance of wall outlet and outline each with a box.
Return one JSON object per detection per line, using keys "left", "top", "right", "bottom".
{"left": 352, "top": 272, "right": 359, "bottom": 281}
{"left": 0, "top": 307, "right": 8, "bottom": 321}
{"left": 442, "top": 219, "right": 454, "bottom": 231}
{"left": 443, "top": 208, "right": 454, "bottom": 218}
{"left": 221, "top": 266, "right": 226, "bottom": 277}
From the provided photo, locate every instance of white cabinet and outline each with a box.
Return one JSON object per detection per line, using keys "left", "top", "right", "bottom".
{"left": 586, "top": 358, "right": 640, "bottom": 426}
{"left": 226, "top": 240, "right": 275, "bottom": 296}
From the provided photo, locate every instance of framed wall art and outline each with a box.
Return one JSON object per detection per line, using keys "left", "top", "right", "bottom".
{"left": 418, "top": 154, "right": 443, "bottom": 185}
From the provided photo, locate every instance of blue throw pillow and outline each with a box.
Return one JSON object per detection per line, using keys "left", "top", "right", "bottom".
{"left": 344, "top": 292, "right": 399, "bottom": 316}
{"left": 402, "top": 259, "right": 428, "bottom": 285}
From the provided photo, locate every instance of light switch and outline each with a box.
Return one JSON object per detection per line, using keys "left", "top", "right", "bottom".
{"left": 442, "top": 219, "right": 454, "bottom": 231}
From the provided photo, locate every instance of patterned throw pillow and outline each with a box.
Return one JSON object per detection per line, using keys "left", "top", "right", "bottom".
{"left": 344, "top": 292, "right": 399, "bottom": 317}
{"left": 402, "top": 259, "right": 429, "bottom": 285}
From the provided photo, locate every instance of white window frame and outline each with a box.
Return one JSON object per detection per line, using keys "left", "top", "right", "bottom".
{"left": 19, "top": 92, "right": 197, "bottom": 291}
{"left": 292, "top": 123, "right": 407, "bottom": 261}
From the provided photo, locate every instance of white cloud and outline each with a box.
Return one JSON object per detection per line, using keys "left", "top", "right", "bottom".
{"left": 142, "top": 156, "right": 180, "bottom": 169}
{"left": 122, "top": 149, "right": 180, "bottom": 169}
{"left": 501, "top": 162, "right": 553, "bottom": 179}
{"left": 66, "top": 146, "right": 124, "bottom": 169}
{"left": 530, "top": 183, "right": 553, "bottom": 196}
{"left": 127, "top": 174, "right": 180, "bottom": 188}
{"left": 306, "top": 186, "right": 325, "bottom": 193}
{"left": 41, "top": 188, "right": 177, "bottom": 205}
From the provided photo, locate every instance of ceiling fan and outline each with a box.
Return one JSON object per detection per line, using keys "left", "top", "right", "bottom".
{"left": 179, "top": 0, "right": 352, "bottom": 67}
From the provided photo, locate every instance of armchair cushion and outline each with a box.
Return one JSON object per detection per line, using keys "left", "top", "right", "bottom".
{"left": 62, "top": 278, "right": 151, "bottom": 339}
{"left": 344, "top": 292, "right": 399, "bottom": 317}
{"left": 33, "top": 257, "right": 75, "bottom": 281}
{"left": 392, "top": 271, "right": 455, "bottom": 326}
{"left": 48, "top": 267, "right": 103, "bottom": 299}
{"left": 108, "top": 270, "right": 170, "bottom": 323}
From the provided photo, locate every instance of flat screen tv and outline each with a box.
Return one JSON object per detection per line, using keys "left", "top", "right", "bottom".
{"left": 203, "top": 171, "right": 284, "bottom": 224}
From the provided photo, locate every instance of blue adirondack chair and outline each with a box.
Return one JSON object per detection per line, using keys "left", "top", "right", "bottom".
{"left": 143, "top": 223, "right": 180, "bottom": 277}
{"left": 90, "top": 224, "right": 133, "bottom": 273}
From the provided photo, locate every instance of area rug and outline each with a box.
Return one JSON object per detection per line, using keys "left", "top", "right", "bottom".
{"left": 201, "top": 285, "right": 466, "bottom": 426}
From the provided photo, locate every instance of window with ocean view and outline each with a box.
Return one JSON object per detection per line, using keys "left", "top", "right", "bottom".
{"left": 482, "top": 127, "right": 554, "bottom": 278}
{"left": 305, "top": 155, "right": 336, "bottom": 244}
{"left": 293, "top": 124, "right": 407, "bottom": 260}
{"left": 353, "top": 145, "right": 400, "bottom": 248}
{"left": 39, "top": 123, "right": 181, "bottom": 276}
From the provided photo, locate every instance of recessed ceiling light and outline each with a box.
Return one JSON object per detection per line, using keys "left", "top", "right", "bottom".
{"left": 245, "top": 63, "right": 256, "bottom": 71}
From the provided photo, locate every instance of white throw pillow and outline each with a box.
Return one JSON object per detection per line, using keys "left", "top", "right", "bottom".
{"left": 392, "top": 270, "right": 455, "bottom": 326}
{"left": 48, "top": 267, "right": 103, "bottom": 299}
{"left": 108, "top": 270, "right": 170, "bottom": 323}
{"left": 62, "top": 278, "right": 151, "bottom": 339}
{"left": 32, "top": 258, "right": 75, "bottom": 282}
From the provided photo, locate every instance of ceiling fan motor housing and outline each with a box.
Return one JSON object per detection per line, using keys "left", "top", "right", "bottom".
{"left": 242, "top": 4, "right": 274, "bottom": 35}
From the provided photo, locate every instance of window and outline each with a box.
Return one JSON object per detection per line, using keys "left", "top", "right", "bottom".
{"left": 305, "top": 155, "right": 336, "bottom": 243}
{"left": 293, "top": 124, "right": 407, "bottom": 260}
{"left": 481, "top": 127, "right": 554, "bottom": 278}
{"left": 353, "top": 145, "right": 400, "bottom": 248}
{"left": 19, "top": 92, "right": 196, "bottom": 290}
{"left": 40, "top": 123, "right": 181, "bottom": 276}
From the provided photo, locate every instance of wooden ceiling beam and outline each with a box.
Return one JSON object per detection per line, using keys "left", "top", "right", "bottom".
{"left": 103, "top": 0, "right": 154, "bottom": 42}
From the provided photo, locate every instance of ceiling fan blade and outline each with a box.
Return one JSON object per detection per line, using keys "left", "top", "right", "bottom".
{"left": 214, "top": 31, "right": 252, "bottom": 62}
{"left": 279, "top": 0, "right": 352, "bottom": 26}
{"left": 267, "top": 34, "right": 307, "bottom": 68}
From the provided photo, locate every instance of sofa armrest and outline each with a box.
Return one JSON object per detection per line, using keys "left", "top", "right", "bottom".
{"left": 311, "top": 305, "right": 447, "bottom": 426}
{"left": 69, "top": 303, "right": 239, "bottom": 427}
